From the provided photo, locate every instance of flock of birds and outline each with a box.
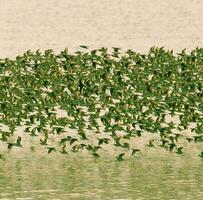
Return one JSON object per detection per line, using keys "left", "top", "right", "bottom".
{"left": 0, "top": 46, "right": 203, "bottom": 160}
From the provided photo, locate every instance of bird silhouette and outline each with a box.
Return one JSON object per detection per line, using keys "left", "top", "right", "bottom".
{"left": 60, "top": 145, "right": 68, "bottom": 154}
{"left": 199, "top": 151, "right": 203, "bottom": 158}
{"left": 98, "top": 138, "right": 110, "bottom": 145}
{"left": 92, "top": 152, "right": 100, "bottom": 159}
{"left": 8, "top": 143, "right": 14, "bottom": 150}
{"left": 47, "top": 147, "right": 56, "bottom": 154}
{"left": 79, "top": 45, "right": 89, "bottom": 49}
{"left": 116, "top": 153, "right": 125, "bottom": 161}
{"left": 0, "top": 154, "right": 5, "bottom": 160}
{"left": 16, "top": 136, "right": 22, "bottom": 147}
{"left": 186, "top": 137, "right": 193, "bottom": 143}
{"left": 40, "top": 138, "right": 47, "bottom": 145}
{"left": 131, "top": 148, "right": 141, "bottom": 156}
{"left": 147, "top": 139, "right": 155, "bottom": 147}
{"left": 176, "top": 147, "right": 183, "bottom": 154}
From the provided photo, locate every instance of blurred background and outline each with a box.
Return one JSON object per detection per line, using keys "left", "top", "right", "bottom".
{"left": 0, "top": 0, "right": 203, "bottom": 58}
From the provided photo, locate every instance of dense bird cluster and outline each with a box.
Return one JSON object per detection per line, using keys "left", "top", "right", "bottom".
{"left": 0, "top": 46, "right": 203, "bottom": 160}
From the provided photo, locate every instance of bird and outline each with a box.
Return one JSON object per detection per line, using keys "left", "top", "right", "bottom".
{"left": 116, "top": 153, "right": 125, "bottom": 161}
{"left": 123, "top": 133, "right": 132, "bottom": 139}
{"left": 70, "top": 138, "right": 78, "bottom": 145}
{"left": 16, "top": 136, "right": 22, "bottom": 147}
{"left": 169, "top": 143, "right": 176, "bottom": 152}
{"left": 122, "top": 142, "right": 130, "bottom": 150}
{"left": 8, "top": 143, "right": 15, "bottom": 150}
{"left": 186, "top": 137, "right": 193, "bottom": 143}
{"left": 79, "top": 45, "right": 89, "bottom": 49}
{"left": 176, "top": 147, "right": 183, "bottom": 154}
{"left": 71, "top": 145, "right": 79, "bottom": 153}
{"left": 79, "top": 143, "right": 87, "bottom": 149}
{"left": 30, "top": 146, "right": 35, "bottom": 151}
{"left": 147, "top": 139, "right": 155, "bottom": 147}
{"left": 40, "top": 138, "right": 47, "bottom": 145}
{"left": 193, "top": 136, "right": 199, "bottom": 143}
{"left": 174, "top": 134, "right": 182, "bottom": 142}
{"left": 60, "top": 145, "right": 68, "bottom": 154}
{"left": 78, "top": 130, "right": 88, "bottom": 140}
{"left": 47, "top": 147, "right": 56, "bottom": 154}
{"left": 92, "top": 152, "right": 100, "bottom": 159}
{"left": 114, "top": 137, "right": 122, "bottom": 147}
{"left": 0, "top": 154, "right": 5, "bottom": 160}
{"left": 159, "top": 138, "right": 169, "bottom": 147}
{"left": 98, "top": 138, "right": 110, "bottom": 145}
{"left": 131, "top": 148, "right": 141, "bottom": 156}
{"left": 199, "top": 151, "right": 203, "bottom": 158}
{"left": 135, "top": 130, "right": 142, "bottom": 137}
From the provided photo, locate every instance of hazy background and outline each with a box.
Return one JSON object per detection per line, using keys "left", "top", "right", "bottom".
{"left": 0, "top": 0, "right": 203, "bottom": 58}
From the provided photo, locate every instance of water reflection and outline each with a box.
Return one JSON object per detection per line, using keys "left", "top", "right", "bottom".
{"left": 0, "top": 154, "right": 202, "bottom": 200}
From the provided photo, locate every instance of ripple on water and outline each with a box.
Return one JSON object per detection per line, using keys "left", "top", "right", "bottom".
{"left": 0, "top": 153, "right": 202, "bottom": 200}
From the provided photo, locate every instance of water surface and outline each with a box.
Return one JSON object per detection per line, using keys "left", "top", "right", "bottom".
{"left": 0, "top": 154, "right": 202, "bottom": 200}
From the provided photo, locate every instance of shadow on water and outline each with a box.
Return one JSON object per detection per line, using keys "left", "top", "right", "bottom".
{"left": 0, "top": 153, "right": 202, "bottom": 200}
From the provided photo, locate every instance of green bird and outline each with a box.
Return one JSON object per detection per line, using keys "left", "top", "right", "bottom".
{"left": 169, "top": 136, "right": 175, "bottom": 144}
{"left": 114, "top": 137, "right": 122, "bottom": 147}
{"left": 174, "top": 134, "right": 182, "bottom": 142}
{"left": 116, "top": 153, "right": 125, "bottom": 161}
{"left": 92, "top": 152, "right": 100, "bottom": 159}
{"left": 70, "top": 138, "right": 78, "bottom": 145}
{"left": 78, "top": 130, "right": 88, "bottom": 140}
{"left": 131, "top": 148, "right": 141, "bottom": 156}
{"left": 194, "top": 135, "right": 203, "bottom": 143}
{"left": 59, "top": 137, "right": 69, "bottom": 145}
{"left": 7, "top": 143, "right": 15, "bottom": 150}
{"left": 147, "top": 139, "right": 155, "bottom": 147}
{"left": 199, "top": 151, "right": 203, "bottom": 158}
{"left": 123, "top": 133, "right": 132, "bottom": 139}
{"left": 30, "top": 146, "right": 35, "bottom": 152}
{"left": 159, "top": 139, "right": 169, "bottom": 147}
{"left": 60, "top": 145, "right": 68, "bottom": 154}
{"left": 98, "top": 138, "right": 110, "bottom": 145}
{"left": 16, "top": 136, "right": 22, "bottom": 147}
{"left": 193, "top": 136, "right": 199, "bottom": 143}
{"left": 79, "top": 45, "right": 89, "bottom": 49}
{"left": 71, "top": 145, "right": 79, "bottom": 153}
{"left": 47, "top": 147, "right": 56, "bottom": 154}
{"left": 79, "top": 143, "right": 87, "bottom": 149}
{"left": 7, "top": 137, "right": 22, "bottom": 150}
{"left": 186, "top": 137, "right": 193, "bottom": 143}
{"left": 135, "top": 130, "right": 142, "bottom": 137}
{"left": 176, "top": 147, "right": 183, "bottom": 154}
{"left": 86, "top": 145, "right": 101, "bottom": 152}
{"left": 122, "top": 142, "right": 130, "bottom": 149}
{"left": 0, "top": 154, "right": 5, "bottom": 160}
{"left": 169, "top": 143, "right": 176, "bottom": 152}
{"left": 40, "top": 138, "right": 47, "bottom": 145}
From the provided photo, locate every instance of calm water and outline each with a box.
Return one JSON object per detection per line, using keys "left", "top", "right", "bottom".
{"left": 0, "top": 153, "right": 202, "bottom": 200}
